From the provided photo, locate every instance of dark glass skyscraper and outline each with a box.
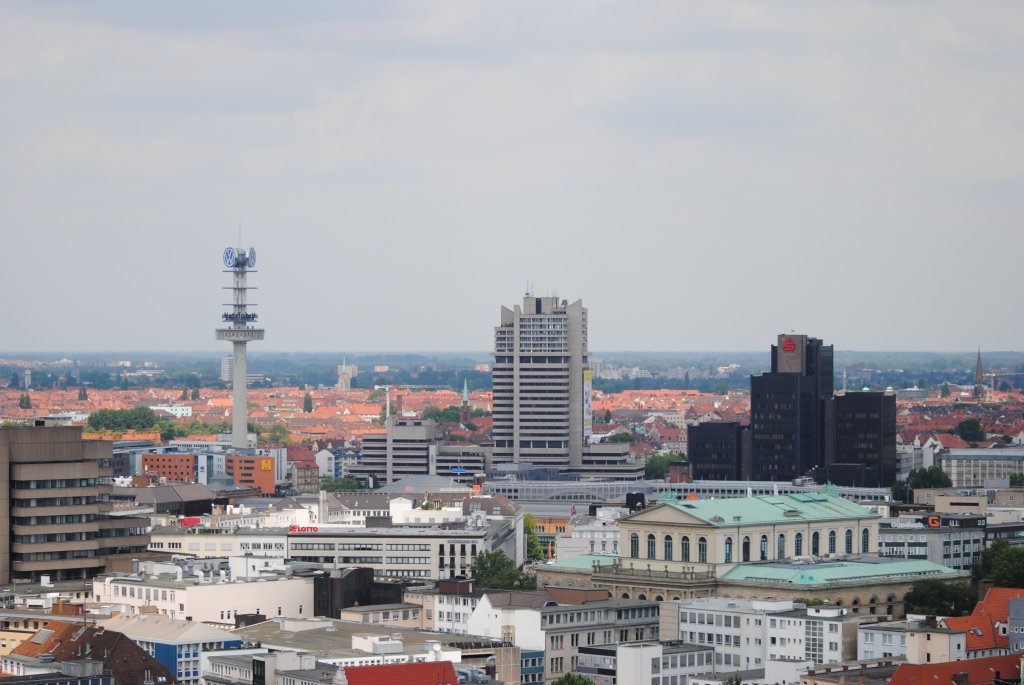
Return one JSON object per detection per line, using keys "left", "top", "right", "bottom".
{"left": 687, "top": 421, "right": 750, "bottom": 480}
{"left": 827, "top": 391, "right": 898, "bottom": 487}
{"left": 750, "top": 334, "right": 834, "bottom": 481}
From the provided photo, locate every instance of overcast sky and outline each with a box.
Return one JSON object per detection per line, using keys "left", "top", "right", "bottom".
{"left": 1, "top": 2, "right": 1022, "bottom": 354}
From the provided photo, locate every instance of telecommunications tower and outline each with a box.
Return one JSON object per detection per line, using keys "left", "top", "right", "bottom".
{"left": 216, "top": 246, "right": 264, "bottom": 449}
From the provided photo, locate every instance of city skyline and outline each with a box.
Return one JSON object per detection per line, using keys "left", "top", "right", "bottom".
{"left": 2, "top": 3, "right": 1023, "bottom": 353}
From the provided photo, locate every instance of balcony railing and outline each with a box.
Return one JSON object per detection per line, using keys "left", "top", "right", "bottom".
{"left": 593, "top": 560, "right": 716, "bottom": 582}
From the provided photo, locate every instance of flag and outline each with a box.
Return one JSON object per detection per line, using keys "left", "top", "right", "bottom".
{"left": 570, "top": 505, "right": 577, "bottom": 517}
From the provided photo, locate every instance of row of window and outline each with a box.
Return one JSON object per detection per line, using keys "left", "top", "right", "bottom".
{"left": 629, "top": 528, "right": 871, "bottom": 561}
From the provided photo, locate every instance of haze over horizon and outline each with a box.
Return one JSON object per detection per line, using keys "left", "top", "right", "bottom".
{"left": 2, "top": 2, "right": 1022, "bottom": 353}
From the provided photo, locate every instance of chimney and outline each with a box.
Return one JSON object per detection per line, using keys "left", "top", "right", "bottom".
{"left": 951, "top": 673, "right": 968, "bottom": 685}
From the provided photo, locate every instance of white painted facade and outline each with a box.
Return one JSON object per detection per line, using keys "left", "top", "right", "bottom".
{"left": 150, "top": 405, "right": 194, "bottom": 418}
{"left": 465, "top": 594, "right": 545, "bottom": 650}
{"left": 92, "top": 575, "right": 315, "bottom": 625}
{"left": 858, "top": 621, "right": 908, "bottom": 660}
{"left": 555, "top": 508, "right": 622, "bottom": 561}
{"left": 148, "top": 530, "right": 289, "bottom": 559}
{"left": 435, "top": 592, "right": 480, "bottom": 634}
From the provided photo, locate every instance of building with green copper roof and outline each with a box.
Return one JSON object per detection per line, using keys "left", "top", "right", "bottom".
{"left": 720, "top": 557, "right": 961, "bottom": 585}
{"left": 655, "top": 492, "right": 880, "bottom": 526}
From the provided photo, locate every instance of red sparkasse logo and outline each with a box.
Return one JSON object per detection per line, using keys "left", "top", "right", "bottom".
{"left": 783, "top": 337, "right": 796, "bottom": 352}
{"left": 289, "top": 525, "right": 319, "bottom": 533}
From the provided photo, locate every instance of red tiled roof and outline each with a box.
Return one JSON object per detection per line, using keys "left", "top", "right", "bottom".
{"left": 941, "top": 587, "right": 1024, "bottom": 651}
{"left": 888, "top": 654, "right": 1019, "bottom": 685}
{"left": 934, "top": 433, "right": 973, "bottom": 449}
{"left": 342, "top": 661, "right": 459, "bottom": 685}
{"left": 12, "top": 622, "right": 178, "bottom": 685}
{"left": 944, "top": 614, "right": 998, "bottom": 651}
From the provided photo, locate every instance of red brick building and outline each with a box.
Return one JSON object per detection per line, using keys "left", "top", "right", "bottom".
{"left": 142, "top": 453, "right": 197, "bottom": 482}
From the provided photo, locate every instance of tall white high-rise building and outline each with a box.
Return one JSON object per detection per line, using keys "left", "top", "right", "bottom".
{"left": 492, "top": 295, "right": 591, "bottom": 469}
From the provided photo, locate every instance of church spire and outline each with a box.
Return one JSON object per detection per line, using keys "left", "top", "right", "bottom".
{"left": 460, "top": 379, "right": 471, "bottom": 425}
{"left": 974, "top": 349, "right": 985, "bottom": 398}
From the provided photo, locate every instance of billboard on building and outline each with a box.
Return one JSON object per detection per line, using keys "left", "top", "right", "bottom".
{"left": 583, "top": 369, "right": 593, "bottom": 438}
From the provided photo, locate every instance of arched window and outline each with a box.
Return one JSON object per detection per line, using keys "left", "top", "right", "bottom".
{"left": 845, "top": 529, "right": 853, "bottom": 555}
{"left": 812, "top": 531, "right": 820, "bottom": 556}
{"left": 851, "top": 598, "right": 860, "bottom": 614}
{"left": 742, "top": 536, "right": 751, "bottom": 562}
{"left": 655, "top": 595, "right": 664, "bottom": 602}
{"left": 682, "top": 536, "right": 691, "bottom": 562}
{"left": 869, "top": 596, "right": 878, "bottom": 615}
{"left": 862, "top": 528, "right": 870, "bottom": 553}
{"left": 777, "top": 534, "right": 786, "bottom": 559}
{"left": 664, "top": 535, "right": 674, "bottom": 561}
{"left": 638, "top": 594, "right": 647, "bottom": 601}
{"left": 621, "top": 593, "right": 630, "bottom": 599}
{"left": 630, "top": 533, "right": 639, "bottom": 558}
{"left": 795, "top": 532, "right": 803, "bottom": 556}
{"left": 760, "top": 535, "right": 768, "bottom": 561}
{"left": 647, "top": 534, "right": 656, "bottom": 559}
{"left": 698, "top": 537, "right": 707, "bottom": 564}
{"left": 828, "top": 531, "right": 836, "bottom": 554}
{"left": 886, "top": 594, "right": 896, "bottom": 616}
{"left": 724, "top": 537, "right": 733, "bottom": 563}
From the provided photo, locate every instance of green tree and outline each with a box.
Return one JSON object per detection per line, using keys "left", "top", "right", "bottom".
{"left": 77, "top": 386, "right": 88, "bottom": 401}
{"left": 604, "top": 409, "right": 612, "bottom": 424}
{"left": 1010, "top": 473, "right": 1024, "bottom": 487}
{"left": 645, "top": 453, "right": 679, "bottom": 480}
{"left": 608, "top": 432, "right": 635, "bottom": 443}
{"left": 904, "top": 579, "right": 977, "bottom": 616}
{"left": 87, "top": 407, "right": 157, "bottom": 431}
{"left": 8, "top": 372, "right": 19, "bottom": 390}
{"left": 941, "top": 382, "right": 951, "bottom": 398}
{"left": 18, "top": 393, "right": 31, "bottom": 410}
{"left": 423, "top": 405, "right": 461, "bottom": 423}
{"left": 191, "top": 388, "right": 200, "bottom": 401}
{"left": 321, "top": 475, "right": 362, "bottom": 492}
{"left": 955, "top": 418, "right": 984, "bottom": 443}
{"left": 552, "top": 675, "right": 594, "bottom": 685}
{"left": 524, "top": 513, "right": 544, "bottom": 561}
{"left": 179, "top": 388, "right": 189, "bottom": 400}
{"left": 977, "top": 538, "right": 1024, "bottom": 587}
{"left": 258, "top": 423, "right": 290, "bottom": 445}
{"left": 472, "top": 550, "right": 535, "bottom": 590}
{"left": 303, "top": 392, "right": 313, "bottom": 413}
{"left": 891, "top": 466, "right": 952, "bottom": 502}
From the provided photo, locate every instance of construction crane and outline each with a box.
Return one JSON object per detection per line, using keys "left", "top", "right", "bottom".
{"left": 985, "top": 371, "right": 1024, "bottom": 394}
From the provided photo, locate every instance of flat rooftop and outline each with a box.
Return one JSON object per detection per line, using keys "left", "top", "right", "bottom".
{"left": 232, "top": 617, "right": 511, "bottom": 659}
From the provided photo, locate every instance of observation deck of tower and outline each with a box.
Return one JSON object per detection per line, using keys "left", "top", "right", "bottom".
{"left": 215, "top": 246, "right": 264, "bottom": 449}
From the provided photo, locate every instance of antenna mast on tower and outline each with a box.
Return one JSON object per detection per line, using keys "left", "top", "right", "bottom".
{"left": 215, "top": 245, "right": 264, "bottom": 449}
